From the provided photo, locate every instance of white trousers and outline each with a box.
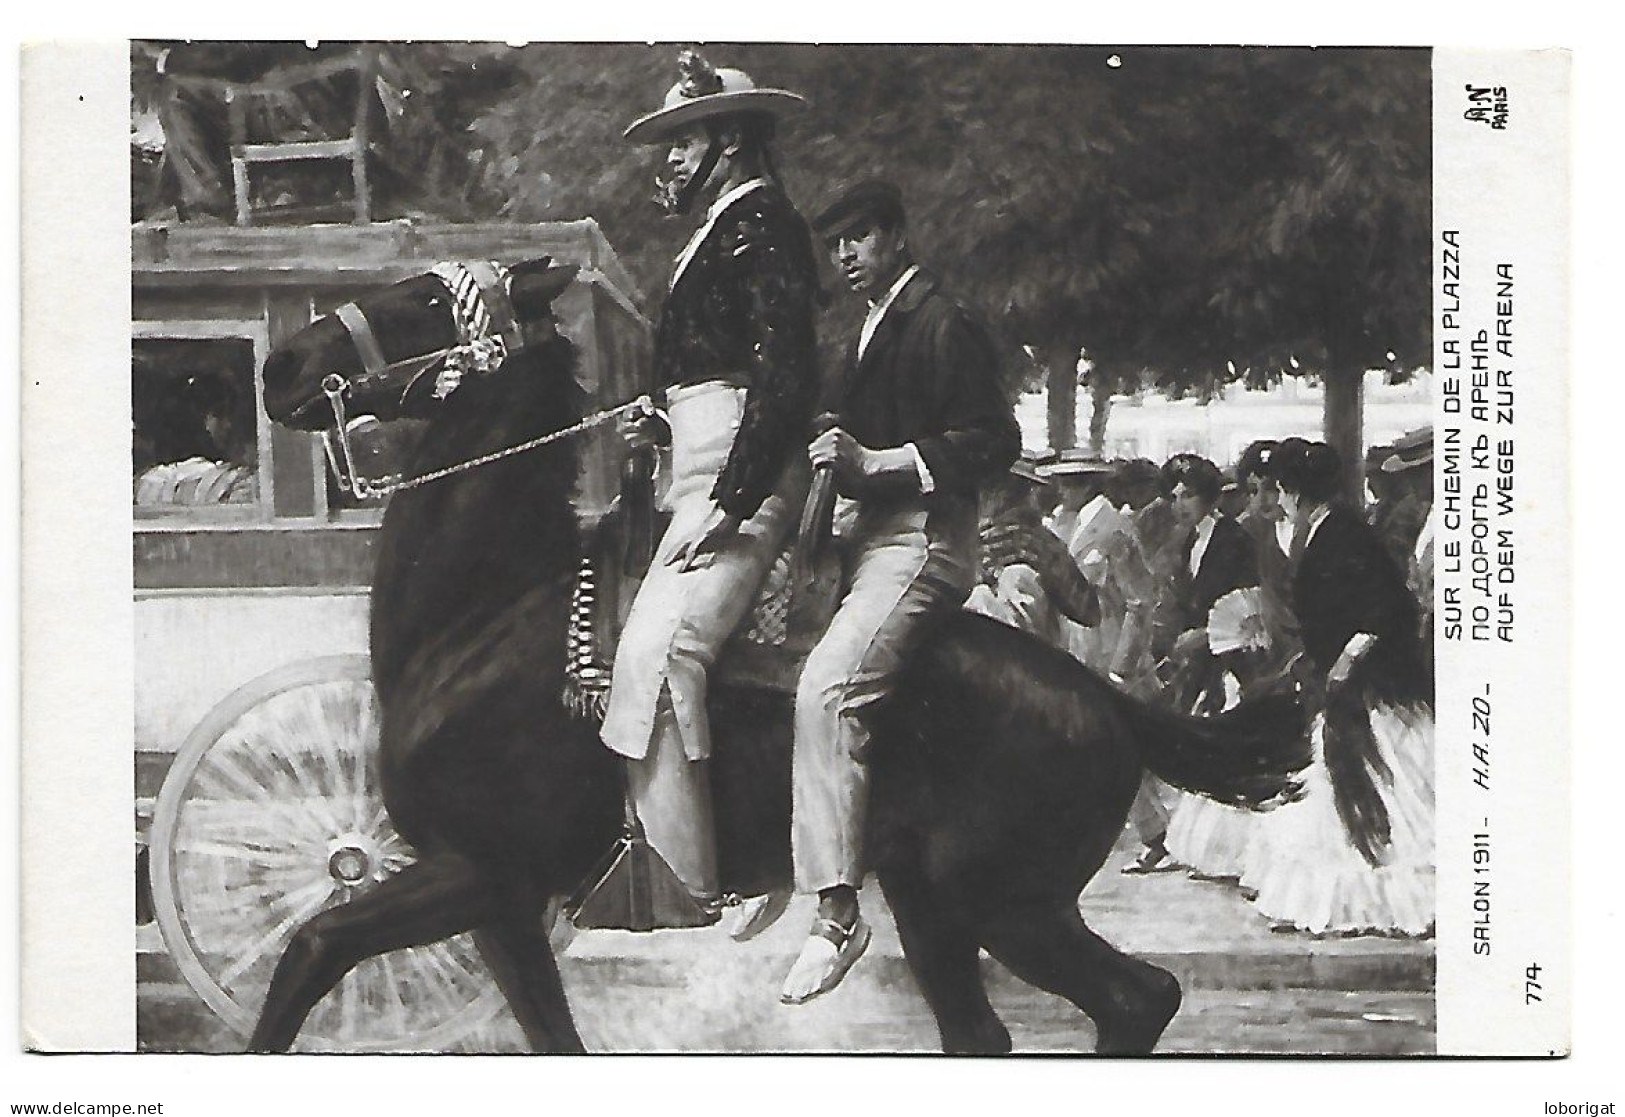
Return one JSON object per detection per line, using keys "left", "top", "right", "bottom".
{"left": 599, "top": 381, "right": 796, "bottom": 896}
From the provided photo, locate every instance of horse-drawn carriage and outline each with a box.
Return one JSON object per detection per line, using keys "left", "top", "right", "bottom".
{"left": 134, "top": 220, "right": 651, "bottom": 1051}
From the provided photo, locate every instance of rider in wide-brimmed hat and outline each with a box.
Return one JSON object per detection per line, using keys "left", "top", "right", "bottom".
{"left": 599, "top": 49, "right": 819, "bottom": 942}
{"left": 624, "top": 49, "right": 807, "bottom": 215}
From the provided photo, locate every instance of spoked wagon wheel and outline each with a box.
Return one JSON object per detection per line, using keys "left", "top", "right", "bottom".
{"left": 149, "top": 654, "right": 520, "bottom": 1052}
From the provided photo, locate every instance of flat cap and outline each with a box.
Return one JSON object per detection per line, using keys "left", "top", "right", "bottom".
{"left": 812, "top": 179, "right": 906, "bottom": 237}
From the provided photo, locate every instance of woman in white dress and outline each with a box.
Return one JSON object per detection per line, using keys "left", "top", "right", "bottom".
{"left": 1246, "top": 439, "right": 1435, "bottom": 936}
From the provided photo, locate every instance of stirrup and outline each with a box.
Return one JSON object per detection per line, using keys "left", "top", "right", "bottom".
{"left": 566, "top": 826, "right": 718, "bottom": 932}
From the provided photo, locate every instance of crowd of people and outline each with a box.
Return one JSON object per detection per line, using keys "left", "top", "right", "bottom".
{"left": 969, "top": 428, "right": 1437, "bottom": 939}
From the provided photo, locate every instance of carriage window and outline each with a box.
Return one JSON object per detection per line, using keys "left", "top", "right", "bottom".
{"left": 134, "top": 337, "right": 266, "bottom": 517}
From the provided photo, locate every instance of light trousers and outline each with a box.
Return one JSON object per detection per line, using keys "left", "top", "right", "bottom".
{"left": 792, "top": 502, "right": 973, "bottom": 894}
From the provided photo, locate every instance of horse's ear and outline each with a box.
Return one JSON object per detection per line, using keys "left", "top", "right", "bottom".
{"left": 510, "top": 259, "right": 581, "bottom": 323}
{"left": 535, "top": 263, "right": 581, "bottom": 307}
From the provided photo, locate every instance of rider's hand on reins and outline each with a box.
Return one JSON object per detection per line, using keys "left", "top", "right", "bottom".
{"left": 618, "top": 395, "right": 667, "bottom": 452}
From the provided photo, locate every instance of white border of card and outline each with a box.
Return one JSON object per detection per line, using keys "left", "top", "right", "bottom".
{"left": 12, "top": 31, "right": 1595, "bottom": 1106}
{"left": 1431, "top": 49, "right": 1569, "bottom": 1057}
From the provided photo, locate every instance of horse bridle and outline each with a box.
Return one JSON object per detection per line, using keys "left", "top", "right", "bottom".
{"left": 318, "top": 270, "right": 643, "bottom": 500}
{"left": 320, "top": 262, "right": 542, "bottom": 500}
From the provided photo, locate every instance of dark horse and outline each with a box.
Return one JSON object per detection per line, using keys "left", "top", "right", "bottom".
{"left": 250, "top": 257, "right": 1308, "bottom": 1055}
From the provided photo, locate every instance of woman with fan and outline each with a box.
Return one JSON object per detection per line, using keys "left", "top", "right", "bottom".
{"left": 1156, "top": 455, "right": 1262, "bottom": 883}
{"left": 1246, "top": 439, "right": 1435, "bottom": 936}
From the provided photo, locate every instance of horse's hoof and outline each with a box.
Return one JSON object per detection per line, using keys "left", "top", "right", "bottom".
{"left": 1095, "top": 969, "right": 1181, "bottom": 1056}
{"left": 942, "top": 1017, "right": 1013, "bottom": 1056}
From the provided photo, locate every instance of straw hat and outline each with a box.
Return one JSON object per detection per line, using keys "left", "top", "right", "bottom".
{"left": 1009, "top": 451, "right": 1053, "bottom": 485}
{"left": 1037, "top": 448, "right": 1114, "bottom": 481}
{"left": 1381, "top": 426, "right": 1433, "bottom": 473}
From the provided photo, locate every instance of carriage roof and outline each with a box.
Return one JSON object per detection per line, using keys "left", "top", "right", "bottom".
{"left": 133, "top": 218, "right": 647, "bottom": 323}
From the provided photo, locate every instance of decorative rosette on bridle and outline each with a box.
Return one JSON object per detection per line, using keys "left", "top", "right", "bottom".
{"left": 428, "top": 260, "right": 516, "bottom": 398}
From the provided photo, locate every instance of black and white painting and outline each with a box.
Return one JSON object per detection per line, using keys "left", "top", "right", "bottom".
{"left": 120, "top": 40, "right": 1451, "bottom": 1056}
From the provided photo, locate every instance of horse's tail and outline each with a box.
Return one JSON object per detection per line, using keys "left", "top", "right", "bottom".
{"left": 911, "top": 613, "right": 1310, "bottom": 810}
{"left": 1104, "top": 677, "right": 1310, "bottom": 808}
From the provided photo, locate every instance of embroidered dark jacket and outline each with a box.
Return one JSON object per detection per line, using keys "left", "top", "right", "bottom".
{"left": 824, "top": 271, "right": 1019, "bottom": 499}
{"left": 1293, "top": 505, "right": 1428, "bottom": 706}
{"left": 654, "top": 183, "right": 820, "bottom": 519}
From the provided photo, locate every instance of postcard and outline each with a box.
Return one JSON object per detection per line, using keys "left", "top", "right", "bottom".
{"left": 19, "top": 41, "right": 1569, "bottom": 1061}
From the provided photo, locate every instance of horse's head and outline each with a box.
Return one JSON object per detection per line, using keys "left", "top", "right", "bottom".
{"left": 262, "top": 257, "right": 581, "bottom": 430}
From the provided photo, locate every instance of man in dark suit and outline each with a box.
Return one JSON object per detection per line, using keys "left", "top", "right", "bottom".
{"left": 601, "top": 51, "right": 820, "bottom": 935}
{"left": 783, "top": 180, "right": 1020, "bottom": 1004}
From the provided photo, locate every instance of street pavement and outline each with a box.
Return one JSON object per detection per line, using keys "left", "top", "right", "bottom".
{"left": 139, "top": 839, "right": 1434, "bottom": 1055}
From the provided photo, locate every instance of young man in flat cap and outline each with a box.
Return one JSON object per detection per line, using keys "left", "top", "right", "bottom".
{"left": 783, "top": 179, "right": 1020, "bottom": 1003}
{"left": 601, "top": 50, "right": 820, "bottom": 936}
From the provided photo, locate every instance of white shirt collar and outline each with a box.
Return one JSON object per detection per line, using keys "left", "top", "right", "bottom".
{"left": 669, "top": 178, "right": 769, "bottom": 292}
{"left": 858, "top": 264, "right": 922, "bottom": 360}
{"left": 1304, "top": 503, "right": 1333, "bottom": 548}
{"left": 1274, "top": 517, "right": 1294, "bottom": 558}
{"left": 1189, "top": 510, "right": 1220, "bottom": 576}
{"left": 1413, "top": 507, "right": 1434, "bottom": 562}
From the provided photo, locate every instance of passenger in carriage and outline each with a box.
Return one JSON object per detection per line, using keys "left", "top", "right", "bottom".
{"left": 600, "top": 51, "right": 821, "bottom": 936}
{"left": 783, "top": 179, "right": 1020, "bottom": 1004}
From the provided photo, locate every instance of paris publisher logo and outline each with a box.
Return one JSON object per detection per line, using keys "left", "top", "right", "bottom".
{"left": 1465, "top": 83, "right": 1510, "bottom": 130}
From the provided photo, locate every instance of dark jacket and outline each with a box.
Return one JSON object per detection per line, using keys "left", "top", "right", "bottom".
{"left": 1369, "top": 490, "right": 1427, "bottom": 574}
{"left": 1293, "top": 505, "right": 1428, "bottom": 706}
{"left": 1239, "top": 510, "right": 1302, "bottom": 659}
{"left": 1177, "top": 514, "right": 1259, "bottom": 627}
{"left": 654, "top": 182, "right": 820, "bottom": 519}
{"left": 826, "top": 270, "right": 1019, "bottom": 500}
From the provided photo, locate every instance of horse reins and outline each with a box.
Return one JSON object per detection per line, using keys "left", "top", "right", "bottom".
{"left": 321, "top": 372, "right": 637, "bottom": 500}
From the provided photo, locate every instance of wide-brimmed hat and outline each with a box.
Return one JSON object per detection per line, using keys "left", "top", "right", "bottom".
{"left": 624, "top": 49, "right": 806, "bottom": 145}
{"left": 1382, "top": 426, "right": 1433, "bottom": 473}
{"left": 1009, "top": 451, "right": 1053, "bottom": 485}
{"left": 1037, "top": 449, "right": 1114, "bottom": 481}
